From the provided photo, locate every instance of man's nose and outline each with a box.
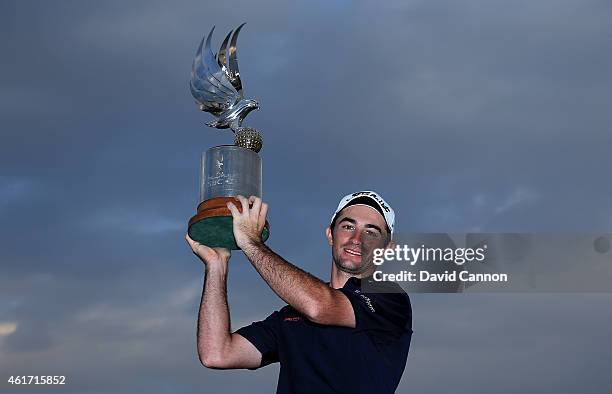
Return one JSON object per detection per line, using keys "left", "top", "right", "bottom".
{"left": 349, "top": 231, "right": 362, "bottom": 244}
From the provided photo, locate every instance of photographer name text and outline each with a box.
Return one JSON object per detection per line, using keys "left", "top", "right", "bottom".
{"left": 372, "top": 244, "right": 509, "bottom": 283}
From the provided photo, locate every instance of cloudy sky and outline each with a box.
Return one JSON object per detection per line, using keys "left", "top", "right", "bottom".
{"left": 1, "top": 0, "right": 611, "bottom": 393}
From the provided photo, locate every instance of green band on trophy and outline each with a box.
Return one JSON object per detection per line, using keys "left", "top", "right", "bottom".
{"left": 188, "top": 216, "right": 269, "bottom": 250}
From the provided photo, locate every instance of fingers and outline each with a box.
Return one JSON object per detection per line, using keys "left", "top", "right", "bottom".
{"left": 185, "top": 233, "right": 199, "bottom": 250}
{"left": 236, "top": 195, "right": 249, "bottom": 215}
{"left": 228, "top": 195, "right": 264, "bottom": 219}
{"left": 187, "top": 237, "right": 221, "bottom": 261}
{"left": 247, "top": 196, "right": 266, "bottom": 229}
{"left": 186, "top": 233, "right": 206, "bottom": 252}
{"left": 258, "top": 202, "right": 268, "bottom": 231}
{"left": 251, "top": 196, "right": 262, "bottom": 221}
{"left": 226, "top": 200, "right": 239, "bottom": 218}
{"left": 185, "top": 233, "right": 210, "bottom": 259}
{"left": 226, "top": 196, "right": 268, "bottom": 246}
{"left": 227, "top": 195, "right": 248, "bottom": 217}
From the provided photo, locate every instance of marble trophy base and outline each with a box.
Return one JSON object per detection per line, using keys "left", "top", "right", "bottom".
{"left": 188, "top": 196, "right": 270, "bottom": 250}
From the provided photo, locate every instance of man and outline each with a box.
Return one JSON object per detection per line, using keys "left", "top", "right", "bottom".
{"left": 185, "top": 191, "right": 412, "bottom": 393}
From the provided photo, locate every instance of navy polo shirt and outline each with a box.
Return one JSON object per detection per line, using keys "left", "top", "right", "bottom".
{"left": 236, "top": 276, "right": 412, "bottom": 394}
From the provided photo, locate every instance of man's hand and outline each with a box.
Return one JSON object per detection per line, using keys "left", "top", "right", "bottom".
{"left": 185, "top": 234, "right": 231, "bottom": 271}
{"left": 226, "top": 195, "right": 268, "bottom": 251}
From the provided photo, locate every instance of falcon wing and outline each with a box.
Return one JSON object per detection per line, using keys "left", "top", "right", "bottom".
{"left": 190, "top": 26, "right": 240, "bottom": 115}
{"left": 217, "top": 23, "right": 246, "bottom": 96}
{"left": 227, "top": 23, "right": 245, "bottom": 95}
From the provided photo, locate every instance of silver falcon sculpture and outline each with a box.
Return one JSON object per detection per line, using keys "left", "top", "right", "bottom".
{"left": 190, "top": 23, "right": 262, "bottom": 152}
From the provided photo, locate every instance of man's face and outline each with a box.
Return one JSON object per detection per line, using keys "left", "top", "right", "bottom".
{"left": 326, "top": 205, "right": 391, "bottom": 275}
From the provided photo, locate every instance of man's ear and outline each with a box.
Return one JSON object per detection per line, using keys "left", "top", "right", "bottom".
{"left": 325, "top": 227, "right": 333, "bottom": 246}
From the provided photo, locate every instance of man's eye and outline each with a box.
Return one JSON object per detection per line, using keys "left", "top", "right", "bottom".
{"left": 365, "top": 230, "right": 380, "bottom": 238}
{"left": 342, "top": 224, "right": 354, "bottom": 230}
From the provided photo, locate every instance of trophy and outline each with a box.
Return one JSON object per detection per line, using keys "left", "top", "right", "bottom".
{"left": 187, "top": 23, "right": 269, "bottom": 250}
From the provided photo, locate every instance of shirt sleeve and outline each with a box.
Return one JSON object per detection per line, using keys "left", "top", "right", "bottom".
{"left": 235, "top": 310, "right": 281, "bottom": 368}
{"left": 339, "top": 285, "right": 412, "bottom": 339}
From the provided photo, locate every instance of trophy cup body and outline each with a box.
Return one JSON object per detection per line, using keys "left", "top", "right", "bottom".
{"left": 187, "top": 24, "right": 269, "bottom": 250}
{"left": 188, "top": 145, "right": 269, "bottom": 249}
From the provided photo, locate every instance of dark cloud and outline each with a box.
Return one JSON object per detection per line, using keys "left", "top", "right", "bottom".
{"left": 1, "top": 0, "right": 612, "bottom": 393}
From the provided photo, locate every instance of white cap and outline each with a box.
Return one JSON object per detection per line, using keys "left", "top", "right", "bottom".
{"left": 330, "top": 191, "right": 395, "bottom": 235}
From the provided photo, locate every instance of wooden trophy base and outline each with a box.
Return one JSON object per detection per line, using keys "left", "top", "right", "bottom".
{"left": 188, "top": 196, "right": 270, "bottom": 250}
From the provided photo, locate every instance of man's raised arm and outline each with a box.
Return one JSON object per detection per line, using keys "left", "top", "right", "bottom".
{"left": 185, "top": 234, "right": 262, "bottom": 369}
{"left": 226, "top": 196, "right": 356, "bottom": 327}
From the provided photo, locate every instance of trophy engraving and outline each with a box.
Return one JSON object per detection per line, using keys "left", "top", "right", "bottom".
{"left": 216, "top": 156, "right": 223, "bottom": 175}
{"left": 188, "top": 24, "right": 269, "bottom": 250}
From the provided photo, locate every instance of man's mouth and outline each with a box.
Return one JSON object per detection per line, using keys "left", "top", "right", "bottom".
{"left": 343, "top": 248, "right": 362, "bottom": 257}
